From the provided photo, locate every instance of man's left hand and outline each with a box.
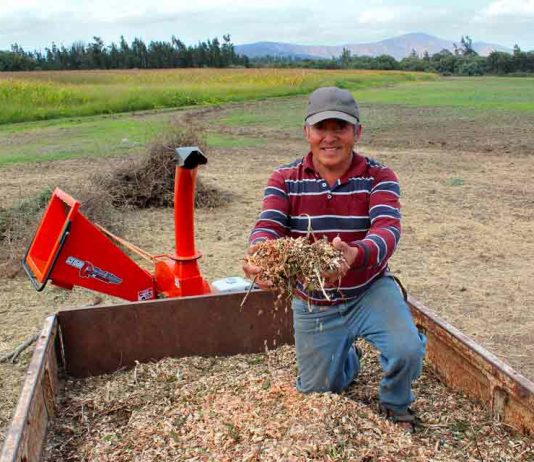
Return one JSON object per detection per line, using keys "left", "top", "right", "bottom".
{"left": 323, "top": 237, "right": 359, "bottom": 284}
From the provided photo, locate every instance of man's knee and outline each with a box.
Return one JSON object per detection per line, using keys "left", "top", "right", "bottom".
{"left": 387, "top": 333, "right": 426, "bottom": 369}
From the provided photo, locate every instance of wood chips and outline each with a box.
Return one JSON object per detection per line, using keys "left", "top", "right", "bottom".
{"left": 245, "top": 237, "right": 345, "bottom": 303}
{"left": 44, "top": 343, "right": 534, "bottom": 462}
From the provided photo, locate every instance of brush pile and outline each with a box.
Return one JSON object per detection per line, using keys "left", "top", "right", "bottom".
{"left": 245, "top": 237, "right": 345, "bottom": 302}
{"left": 43, "top": 343, "right": 534, "bottom": 461}
{"left": 91, "top": 127, "right": 231, "bottom": 210}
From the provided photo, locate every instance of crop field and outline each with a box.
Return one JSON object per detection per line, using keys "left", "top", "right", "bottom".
{"left": 1, "top": 71, "right": 534, "bottom": 458}
{"left": 0, "top": 68, "right": 435, "bottom": 124}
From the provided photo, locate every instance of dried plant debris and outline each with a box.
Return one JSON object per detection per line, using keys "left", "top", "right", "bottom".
{"left": 44, "top": 342, "right": 534, "bottom": 462}
{"left": 91, "top": 127, "right": 231, "bottom": 210}
{"left": 245, "top": 237, "right": 345, "bottom": 303}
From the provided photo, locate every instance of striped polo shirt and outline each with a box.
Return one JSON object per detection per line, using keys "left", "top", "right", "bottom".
{"left": 249, "top": 151, "right": 401, "bottom": 304}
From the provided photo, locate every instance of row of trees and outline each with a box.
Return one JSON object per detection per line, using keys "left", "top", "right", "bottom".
{"left": 252, "top": 37, "right": 534, "bottom": 76}
{"left": 0, "top": 35, "right": 249, "bottom": 71}
{"left": 1, "top": 35, "right": 533, "bottom": 75}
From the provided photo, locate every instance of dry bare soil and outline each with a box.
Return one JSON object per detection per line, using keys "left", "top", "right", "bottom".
{"left": 1, "top": 97, "right": 533, "bottom": 450}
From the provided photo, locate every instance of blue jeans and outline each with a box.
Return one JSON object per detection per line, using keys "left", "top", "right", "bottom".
{"left": 292, "top": 275, "right": 426, "bottom": 413}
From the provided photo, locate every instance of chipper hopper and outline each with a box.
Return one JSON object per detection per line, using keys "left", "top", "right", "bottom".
{"left": 2, "top": 147, "right": 534, "bottom": 461}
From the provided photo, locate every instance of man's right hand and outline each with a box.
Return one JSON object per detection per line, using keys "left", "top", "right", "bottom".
{"left": 242, "top": 243, "right": 274, "bottom": 290}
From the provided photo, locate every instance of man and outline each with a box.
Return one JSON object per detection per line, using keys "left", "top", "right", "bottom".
{"left": 243, "top": 86, "right": 426, "bottom": 432}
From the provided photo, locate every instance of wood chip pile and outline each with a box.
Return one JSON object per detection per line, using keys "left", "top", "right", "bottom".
{"left": 44, "top": 343, "right": 534, "bottom": 461}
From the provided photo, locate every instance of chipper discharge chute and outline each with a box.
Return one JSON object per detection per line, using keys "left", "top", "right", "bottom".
{"left": 22, "top": 146, "right": 215, "bottom": 302}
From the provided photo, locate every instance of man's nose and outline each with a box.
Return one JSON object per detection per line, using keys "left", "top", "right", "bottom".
{"left": 322, "top": 129, "right": 339, "bottom": 141}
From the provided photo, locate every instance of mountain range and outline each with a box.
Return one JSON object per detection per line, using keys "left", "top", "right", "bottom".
{"left": 235, "top": 33, "right": 512, "bottom": 60}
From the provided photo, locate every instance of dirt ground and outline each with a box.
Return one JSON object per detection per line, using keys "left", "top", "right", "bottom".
{"left": 1, "top": 98, "right": 533, "bottom": 450}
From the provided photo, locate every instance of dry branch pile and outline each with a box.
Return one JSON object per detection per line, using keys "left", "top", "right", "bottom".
{"left": 245, "top": 237, "right": 345, "bottom": 303}
{"left": 91, "top": 127, "right": 231, "bottom": 210}
{"left": 44, "top": 343, "right": 534, "bottom": 462}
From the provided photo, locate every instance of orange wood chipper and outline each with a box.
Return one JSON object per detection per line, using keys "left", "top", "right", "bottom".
{"left": 2, "top": 147, "right": 534, "bottom": 462}
{"left": 22, "top": 147, "right": 224, "bottom": 302}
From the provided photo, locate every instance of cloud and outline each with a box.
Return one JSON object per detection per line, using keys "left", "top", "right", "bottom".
{"left": 1, "top": 0, "right": 533, "bottom": 51}
{"left": 356, "top": 5, "right": 412, "bottom": 25}
{"left": 480, "top": 0, "right": 534, "bottom": 18}
{"left": 469, "top": 0, "right": 534, "bottom": 48}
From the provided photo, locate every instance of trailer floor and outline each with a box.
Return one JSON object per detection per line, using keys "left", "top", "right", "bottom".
{"left": 43, "top": 343, "right": 534, "bottom": 462}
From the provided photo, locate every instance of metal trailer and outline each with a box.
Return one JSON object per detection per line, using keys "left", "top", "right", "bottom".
{"left": 1, "top": 290, "right": 534, "bottom": 462}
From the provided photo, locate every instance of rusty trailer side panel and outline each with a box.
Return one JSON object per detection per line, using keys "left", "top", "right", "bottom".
{"left": 56, "top": 290, "right": 294, "bottom": 378}
{"left": 409, "top": 296, "right": 534, "bottom": 435}
{"left": 1, "top": 316, "right": 59, "bottom": 462}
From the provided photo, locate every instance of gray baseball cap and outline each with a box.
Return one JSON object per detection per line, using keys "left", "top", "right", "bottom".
{"left": 305, "top": 86, "right": 360, "bottom": 126}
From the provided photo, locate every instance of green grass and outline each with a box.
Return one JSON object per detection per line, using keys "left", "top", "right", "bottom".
{"left": 0, "top": 114, "right": 167, "bottom": 165}
{"left": 0, "top": 112, "right": 267, "bottom": 166}
{"left": 218, "top": 99, "right": 306, "bottom": 129}
{"left": 355, "top": 76, "right": 534, "bottom": 112}
{"left": 206, "top": 133, "right": 266, "bottom": 148}
{"left": 0, "top": 69, "right": 435, "bottom": 124}
{"left": 3, "top": 74, "right": 532, "bottom": 167}
{"left": 216, "top": 76, "right": 534, "bottom": 132}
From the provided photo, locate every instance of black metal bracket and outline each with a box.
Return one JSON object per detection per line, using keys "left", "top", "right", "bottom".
{"left": 175, "top": 146, "right": 207, "bottom": 169}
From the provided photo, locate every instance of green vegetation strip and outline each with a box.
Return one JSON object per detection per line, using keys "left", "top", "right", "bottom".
{"left": 217, "top": 76, "right": 534, "bottom": 130}
{"left": 206, "top": 133, "right": 266, "bottom": 149}
{"left": 0, "top": 69, "right": 435, "bottom": 124}
{"left": 0, "top": 115, "right": 167, "bottom": 165}
{"left": 355, "top": 76, "right": 534, "bottom": 113}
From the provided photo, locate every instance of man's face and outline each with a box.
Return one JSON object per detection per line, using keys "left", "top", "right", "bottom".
{"left": 304, "top": 119, "right": 360, "bottom": 172}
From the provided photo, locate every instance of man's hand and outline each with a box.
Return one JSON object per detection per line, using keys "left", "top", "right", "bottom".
{"left": 323, "top": 237, "right": 359, "bottom": 285}
{"left": 242, "top": 243, "right": 274, "bottom": 290}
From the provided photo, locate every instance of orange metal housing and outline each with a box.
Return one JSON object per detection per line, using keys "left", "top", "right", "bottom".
{"left": 23, "top": 188, "right": 156, "bottom": 302}
{"left": 152, "top": 164, "right": 211, "bottom": 298}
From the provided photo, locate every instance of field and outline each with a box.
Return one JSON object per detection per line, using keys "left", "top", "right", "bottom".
{"left": 0, "top": 68, "right": 434, "bottom": 124}
{"left": 1, "top": 71, "right": 534, "bottom": 456}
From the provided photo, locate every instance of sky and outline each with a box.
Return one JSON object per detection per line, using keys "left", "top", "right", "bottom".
{"left": 1, "top": 0, "right": 533, "bottom": 52}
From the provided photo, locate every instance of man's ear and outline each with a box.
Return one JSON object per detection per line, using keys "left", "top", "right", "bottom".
{"left": 304, "top": 125, "right": 311, "bottom": 142}
{"left": 355, "top": 124, "right": 363, "bottom": 142}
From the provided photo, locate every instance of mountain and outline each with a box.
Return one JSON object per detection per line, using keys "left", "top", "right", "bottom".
{"left": 235, "top": 33, "right": 512, "bottom": 60}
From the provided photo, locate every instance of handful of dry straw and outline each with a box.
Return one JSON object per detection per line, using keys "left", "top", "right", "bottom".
{"left": 244, "top": 236, "right": 345, "bottom": 304}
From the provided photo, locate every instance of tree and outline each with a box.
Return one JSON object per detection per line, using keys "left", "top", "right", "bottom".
{"left": 399, "top": 50, "right": 429, "bottom": 72}
{"left": 373, "top": 54, "right": 398, "bottom": 70}
{"left": 131, "top": 38, "right": 148, "bottom": 68}
{"left": 457, "top": 56, "right": 485, "bottom": 75}
{"left": 0, "top": 45, "right": 36, "bottom": 71}
{"left": 512, "top": 44, "right": 528, "bottom": 72}
{"left": 430, "top": 49, "right": 458, "bottom": 74}
{"left": 486, "top": 51, "right": 514, "bottom": 74}
{"left": 340, "top": 48, "right": 351, "bottom": 68}
{"left": 87, "top": 36, "right": 107, "bottom": 68}
{"left": 459, "top": 35, "right": 477, "bottom": 56}
{"left": 67, "top": 41, "right": 85, "bottom": 69}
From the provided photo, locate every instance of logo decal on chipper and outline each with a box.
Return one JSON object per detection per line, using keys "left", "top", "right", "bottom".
{"left": 138, "top": 288, "right": 154, "bottom": 301}
{"left": 65, "top": 256, "right": 122, "bottom": 285}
